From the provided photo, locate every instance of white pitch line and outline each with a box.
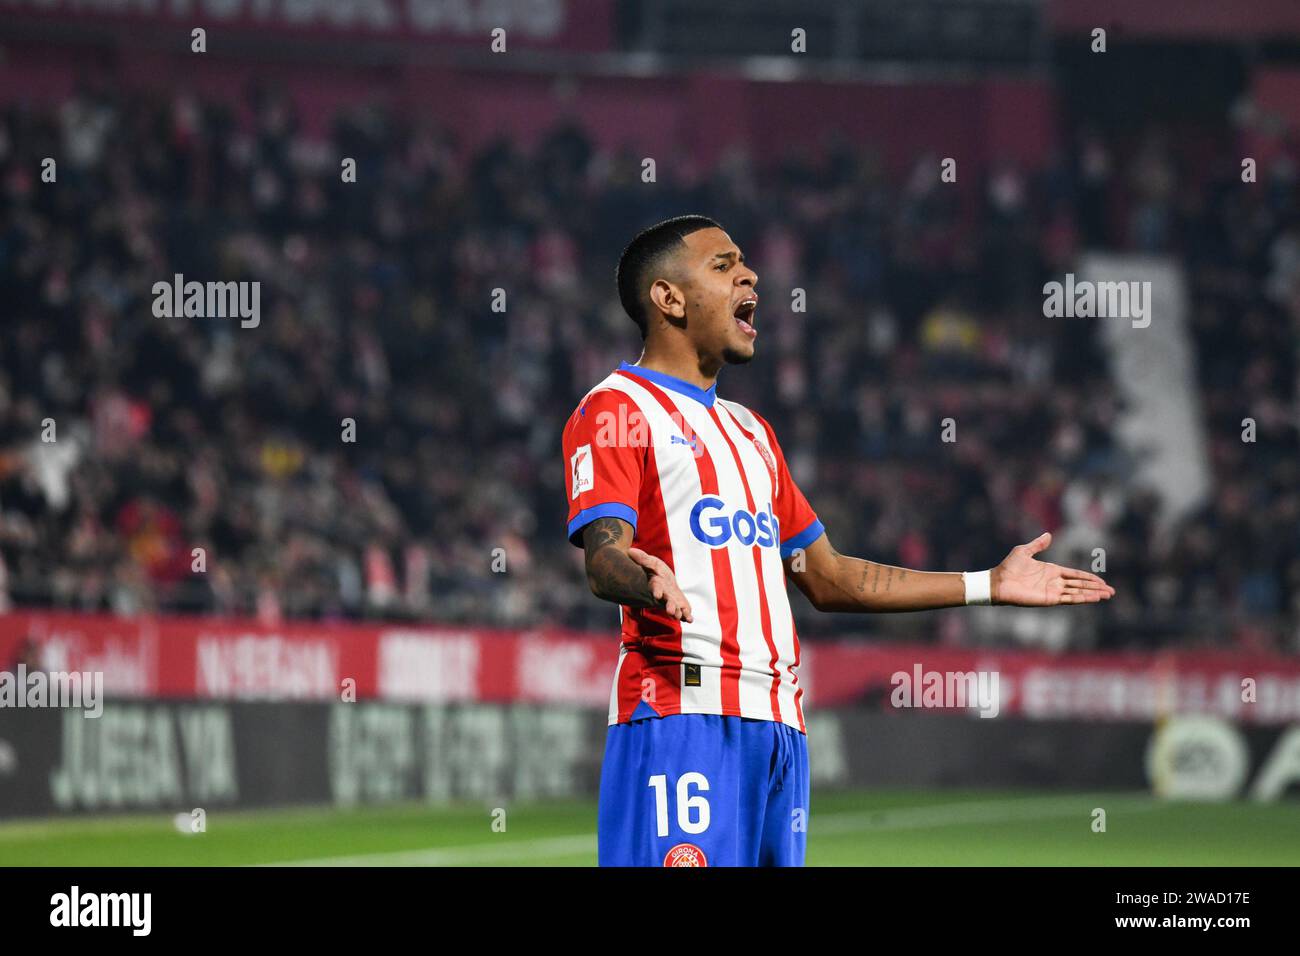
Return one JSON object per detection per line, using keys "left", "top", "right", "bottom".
{"left": 259, "top": 794, "right": 1158, "bottom": 867}
{"left": 261, "top": 834, "right": 597, "bottom": 867}
{"left": 811, "top": 794, "right": 1160, "bottom": 835}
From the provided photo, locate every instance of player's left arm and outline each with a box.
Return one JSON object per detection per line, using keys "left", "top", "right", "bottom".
{"left": 753, "top": 411, "right": 1112, "bottom": 612}
{"left": 782, "top": 529, "right": 1115, "bottom": 612}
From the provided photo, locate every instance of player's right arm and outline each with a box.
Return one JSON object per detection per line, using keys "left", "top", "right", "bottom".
{"left": 582, "top": 517, "right": 693, "bottom": 622}
{"left": 564, "top": 389, "right": 693, "bottom": 623}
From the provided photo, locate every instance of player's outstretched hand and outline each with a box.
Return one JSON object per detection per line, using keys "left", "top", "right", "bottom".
{"left": 991, "top": 532, "right": 1116, "bottom": 607}
{"left": 627, "top": 547, "right": 694, "bottom": 623}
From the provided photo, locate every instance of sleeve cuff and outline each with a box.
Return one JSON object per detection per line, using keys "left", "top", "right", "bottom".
{"left": 779, "top": 518, "right": 824, "bottom": 558}
{"left": 567, "top": 502, "right": 639, "bottom": 547}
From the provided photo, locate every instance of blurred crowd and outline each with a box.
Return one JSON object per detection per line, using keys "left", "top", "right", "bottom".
{"left": 0, "top": 80, "right": 1297, "bottom": 652}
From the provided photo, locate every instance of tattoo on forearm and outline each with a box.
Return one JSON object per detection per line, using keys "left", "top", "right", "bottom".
{"left": 851, "top": 561, "right": 906, "bottom": 599}
{"left": 583, "top": 518, "right": 658, "bottom": 609}
{"left": 586, "top": 517, "right": 623, "bottom": 551}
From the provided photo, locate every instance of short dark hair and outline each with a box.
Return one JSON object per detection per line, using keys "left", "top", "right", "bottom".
{"left": 616, "top": 215, "right": 721, "bottom": 339}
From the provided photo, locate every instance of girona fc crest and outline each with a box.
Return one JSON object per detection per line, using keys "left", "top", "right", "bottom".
{"left": 752, "top": 438, "right": 779, "bottom": 496}
{"left": 663, "top": 843, "right": 708, "bottom": 867}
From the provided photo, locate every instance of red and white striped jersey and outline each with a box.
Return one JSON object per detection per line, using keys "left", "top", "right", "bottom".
{"left": 563, "top": 361, "right": 824, "bottom": 734}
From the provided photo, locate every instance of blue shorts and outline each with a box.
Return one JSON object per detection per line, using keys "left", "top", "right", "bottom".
{"left": 597, "top": 710, "right": 809, "bottom": 867}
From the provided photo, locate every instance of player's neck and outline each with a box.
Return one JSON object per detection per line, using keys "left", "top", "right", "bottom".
{"left": 631, "top": 345, "right": 720, "bottom": 392}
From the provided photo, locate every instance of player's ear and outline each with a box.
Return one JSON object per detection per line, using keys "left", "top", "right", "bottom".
{"left": 649, "top": 278, "right": 687, "bottom": 321}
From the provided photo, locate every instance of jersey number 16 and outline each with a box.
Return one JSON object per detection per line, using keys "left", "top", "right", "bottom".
{"left": 648, "top": 772, "right": 711, "bottom": 837}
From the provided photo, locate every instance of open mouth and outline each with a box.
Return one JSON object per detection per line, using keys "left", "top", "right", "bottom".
{"left": 733, "top": 297, "right": 758, "bottom": 338}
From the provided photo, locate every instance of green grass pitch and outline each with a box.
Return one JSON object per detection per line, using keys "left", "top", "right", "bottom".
{"left": 1, "top": 789, "right": 1296, "bottom": 866}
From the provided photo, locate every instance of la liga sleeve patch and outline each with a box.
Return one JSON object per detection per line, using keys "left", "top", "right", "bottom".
{"left": 570, "top": 443, "right": 594, "bottom": 499}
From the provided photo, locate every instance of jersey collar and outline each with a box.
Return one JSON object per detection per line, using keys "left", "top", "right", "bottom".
{"left": 617, "top": 361, "right": 718, "bottom": 409}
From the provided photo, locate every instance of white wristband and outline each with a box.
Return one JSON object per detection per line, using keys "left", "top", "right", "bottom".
{"left": 962, "top": 570, "right": 993, "bottom": 606}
